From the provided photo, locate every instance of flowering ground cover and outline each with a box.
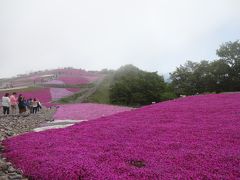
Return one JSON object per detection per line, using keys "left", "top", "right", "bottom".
{"left": 53, "top": 68, "right": 103, "bottom": 84}
{"left": 53, "top": 103, "right": 132, "bottom": 120}
{"left": 44, "top": 80, "right": 65, "bottom": 85}
{"left": 50, "top": 88, "right": 74, "bottom": 100}
{"left": 58, "top": 77, "right": 89, "bottom": 85}
{"left": 20, "top": 88, "right": 53, "bottom": 107}
{"left": 1, "top": 68, "right": 103, "bottom": 88}
{"left": 3, "top": 93, "right": 240, "bottom": 179}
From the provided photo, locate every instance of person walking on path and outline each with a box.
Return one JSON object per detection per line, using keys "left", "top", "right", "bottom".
{"left": 18, "top": 94, "right": 26, "bottom": 114}
{"left": 37, "top": 99, "right": 42, "bottom": 112}
{"left": 10, "top": 92, "right": 17, "bottom": 114}
{"left": 27, "top": 98, "right": 33, "bottom": 113}
{"left": 32, "top": 98, "right": 38, "bottom": 114}
{"left": 2, "top": 93, "right": 11, "bottom": 115}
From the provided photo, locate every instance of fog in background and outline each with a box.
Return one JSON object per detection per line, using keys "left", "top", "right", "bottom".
{"left": 0, "top": 0, "right": 240, "bottom": 78}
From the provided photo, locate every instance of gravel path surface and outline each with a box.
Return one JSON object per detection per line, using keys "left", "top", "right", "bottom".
{"left": 0, "top": 108, "right": 56, "bottom": 179}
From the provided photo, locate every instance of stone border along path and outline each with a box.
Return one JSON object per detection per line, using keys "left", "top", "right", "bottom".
{"left": 0, "top": 108, "right": 56, "bottom": 179}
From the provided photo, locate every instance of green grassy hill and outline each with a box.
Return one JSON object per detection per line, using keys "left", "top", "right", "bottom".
{"left": 57, "top": 73, "right": 113, "bottom": 104}
{"left": 85, "top": 74, "right": 114, "bottom": 104}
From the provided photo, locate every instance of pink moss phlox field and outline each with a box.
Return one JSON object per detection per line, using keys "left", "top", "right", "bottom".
{"left": 58, "top": 77, "right": 89, "bottom": 85}
{"left": 44, "top": 80, "right": 65, "bottom": 85}
{"left": 3, "top": 94, "right": 240, "bottom": 179}
{"left": 50, "top": 88, "right": 74, "bottom": 100}
{"left": 21, "top": 88, "right": 52, "bottom": 107}
{"left": 0, "top": 68, "right": 103, "bottom": 88}
{"left": 54, "top": 103, "right": 132, "bottom": 120}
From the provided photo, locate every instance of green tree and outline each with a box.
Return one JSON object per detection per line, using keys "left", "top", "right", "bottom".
{"left": 170, "top": 59, "right": 232, "bottom": 95}
{"left": 170, "top": 61, "right": 198, "bottom": 95}
{"left": 208, "top": 60, "right": 231, "bottom": 92}
{"left": 192, "top": 60, "right": 217, "bottom": 93}
{"left": 170, "top": 40, "right": 240, "bottom": 95}
{"left": 110, "top": 65, "right": 166, "bottom": 106}
{"left": 160, "top": 83, "right": 177, "bottom": 101}
{"left": 216, "top": 40, "right": 240, "bottom": 91}
{"left": 217, "top": 40, "right": 240, "bottom": 67}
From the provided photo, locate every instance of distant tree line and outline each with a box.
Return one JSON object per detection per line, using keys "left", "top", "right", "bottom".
{"left": 109, "top": 40, "right": 240, "bottom": 106}
{"left": 170, "top": 40, "right": 240, "bottom": 95}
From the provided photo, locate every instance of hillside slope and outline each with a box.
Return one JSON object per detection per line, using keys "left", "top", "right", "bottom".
{"left": 0, "top": 68, "right": 102, "bottom": 89}
{"left": 0, "top": 68, "right": 106, "bottom": 107}
{"left": 3, "top": 93, "right": 240, "bottom": 179}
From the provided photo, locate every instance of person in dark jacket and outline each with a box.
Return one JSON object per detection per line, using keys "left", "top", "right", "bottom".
{"left": 18, "top": 94, "right": 26, "bottom": 114}
{"left": 2, "top": 93, "right": 11, "bottom": 115}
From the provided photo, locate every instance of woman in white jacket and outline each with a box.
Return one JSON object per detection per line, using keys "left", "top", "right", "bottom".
{"left": 2, "top": 93, "right": 11, "bottom": 115}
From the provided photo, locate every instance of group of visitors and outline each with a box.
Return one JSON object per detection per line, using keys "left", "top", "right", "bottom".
{"left": 1, "top": 92, "right": 42, "bottom": 115}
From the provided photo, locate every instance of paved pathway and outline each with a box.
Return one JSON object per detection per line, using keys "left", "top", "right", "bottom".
{"left": 33, "top": 119, "right": 87, "bottom": 132}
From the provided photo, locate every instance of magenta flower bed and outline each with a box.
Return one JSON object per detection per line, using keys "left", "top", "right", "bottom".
{"left": 54, "top": 103, "right": 132, "bottom": 120}
{"left": 3, "top": 94, "right": 240, "bottom": 179}
{"left": 50, "top": 88, "right": 74, "bottom": 100}
{"left": 58, "top": 77, "right": 89, "bottom": 85}
{"left": 21, "top": 88, "right": 52, "bottom": 107}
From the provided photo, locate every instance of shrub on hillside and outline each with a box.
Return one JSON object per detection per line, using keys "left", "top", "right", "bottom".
{"left": 160, "top": 92, "right": 177, "bottom": 101}
{"left": 110, "top": 65, "right": 166, "bottom": 106}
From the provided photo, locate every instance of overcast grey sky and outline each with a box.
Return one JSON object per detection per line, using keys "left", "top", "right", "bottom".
{"left": 0, "top": 0, "right": 240, "bottom": 78}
